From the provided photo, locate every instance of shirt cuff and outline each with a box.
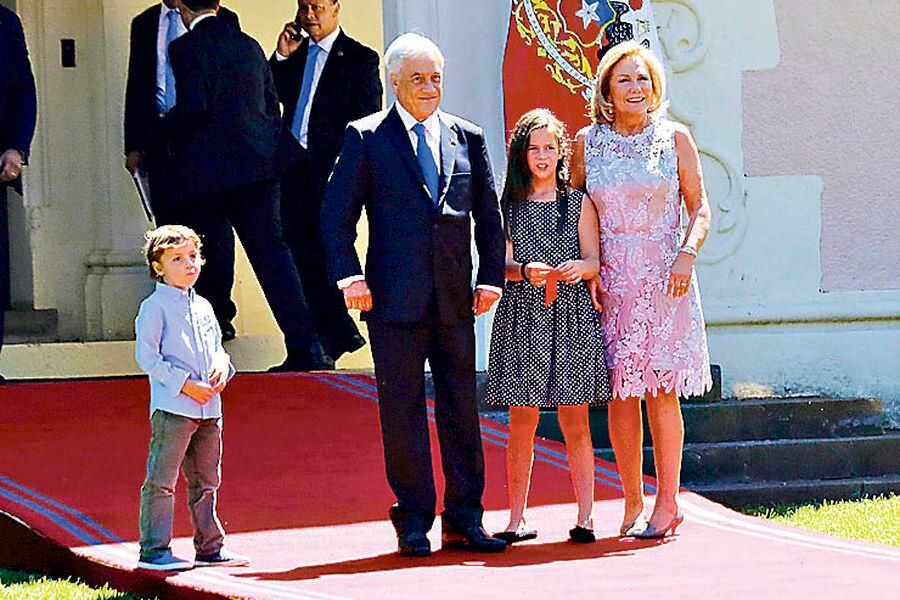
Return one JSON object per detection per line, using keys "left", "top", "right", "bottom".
{"left": 275, "top": 51, "right": 289, "bottom": 61}
{"left": 337, "top": 275, "right": 365, "bottom": 290}
{"left": 476, "top": 284, "right": 503, "bottom": 297}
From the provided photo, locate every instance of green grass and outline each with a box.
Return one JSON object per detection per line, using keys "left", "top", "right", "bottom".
{"left": 745, "top": 494, "right": 900, "bottom": 547}
{"left": 0, "top": 570, "right": 154, "bottom": 600}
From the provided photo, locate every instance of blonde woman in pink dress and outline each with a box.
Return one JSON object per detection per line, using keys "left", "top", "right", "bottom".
{"left": 571, "top": 41, "right": 712, "bottom": 539}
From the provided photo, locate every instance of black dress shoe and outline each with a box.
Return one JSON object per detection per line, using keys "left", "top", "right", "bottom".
{"left": 568, "top": 525, "right": 596, "bottom": 544}
{"left": 493, "top": 527, "right": 538, "bottom": 544}
{"left": 220, "top": 322, "right": 236, "bottom": 342}
{"left": 267, "top": 354, "right": 335, "bottom": 373}
{"left": 442, "top": 522, "right": 507, "bottom": 553}
{"left": 397, "top": 532, "right": 431, "bottom": 557}
{"left": 324, "top": 334, "right": 367, "bottom": 362}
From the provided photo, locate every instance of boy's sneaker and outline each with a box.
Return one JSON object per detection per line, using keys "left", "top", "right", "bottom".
{"left": 194, "top": 548, "right": 250, "bottom": 567}
{"left": 137, "top": 553, "right": 193, "bottom": 571}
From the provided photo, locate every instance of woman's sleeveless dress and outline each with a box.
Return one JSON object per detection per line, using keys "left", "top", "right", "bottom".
{"left": 584, "top": 119, "right": 712, "bottom": 399}
{"left": 485, "top": 190, "right": 611, "bottom": 407}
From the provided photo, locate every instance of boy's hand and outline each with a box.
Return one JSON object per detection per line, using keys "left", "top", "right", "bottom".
{"left": 209, "top": 369, "right": 227, "bottom": 394}
{"left": 182, "top": 379, "right": 216, "bottom": 405}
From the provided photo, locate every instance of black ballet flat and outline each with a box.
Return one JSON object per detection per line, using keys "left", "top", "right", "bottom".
{"left": 492, "top": 528, "right": 538, "bottom": 544}
{"left": 568, "top": 525, "right": 596, "bottom": 544}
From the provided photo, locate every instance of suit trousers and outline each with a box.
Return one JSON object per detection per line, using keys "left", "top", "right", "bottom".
{"left": 182, "top": 178, "right": 322, "bottom": 357}
{"left": 367, "top": 314, "right": 486, "bottom": 536}
{"left": 281, "top": 156, "right": 363, "bottom": 359}
{"left": 0, "top": 185, "right": 7, "bottom": 354}
{"left": 139, "top": 410, "right": 225, "bottom": 559}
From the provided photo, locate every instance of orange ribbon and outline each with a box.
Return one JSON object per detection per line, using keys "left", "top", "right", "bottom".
{"left": 544, "top": 269, "right": 561, "bottom": 306}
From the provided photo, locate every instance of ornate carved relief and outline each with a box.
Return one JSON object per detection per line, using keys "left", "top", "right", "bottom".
{"left": 653, "top": 0, "right": 708, "bottom": 72}
{"left": 655, "top": 0, "right": 747, "bottom": 264}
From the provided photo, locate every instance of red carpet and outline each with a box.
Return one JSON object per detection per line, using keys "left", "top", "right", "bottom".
{"left": 1, "top": 373, "right": 897, "bottom": 599}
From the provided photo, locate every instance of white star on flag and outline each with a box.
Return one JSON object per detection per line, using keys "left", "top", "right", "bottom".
{"left": 575, "top": 0, "right": 601, "bottom": 30}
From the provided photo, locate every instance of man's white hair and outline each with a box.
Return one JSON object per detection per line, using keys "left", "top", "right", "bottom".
{"left": 384, "top": 33, "right": 445, "bottom": 77}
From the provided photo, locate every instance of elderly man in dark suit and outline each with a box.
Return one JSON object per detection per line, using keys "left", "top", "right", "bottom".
{"left": 269, "top": 0, "right": 382, "bottom": 363}
{"left": 0, "top": 5, "right": 37, "bottom": 383}
{"left": 322, "top": 33, "right": 507, "bottom": 556}
{"left": 166, "top": 0, "right": 329, "bottom": 371}
{"left": 124, "top": 0, "right": 240, "bottom": 339}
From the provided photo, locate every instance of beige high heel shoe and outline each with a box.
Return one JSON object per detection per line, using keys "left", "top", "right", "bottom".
{"left": 633, "top": 512, "right": 684, "bottom": 539}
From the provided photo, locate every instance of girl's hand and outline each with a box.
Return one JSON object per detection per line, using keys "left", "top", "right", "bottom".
{"left": 556, "top": 260, "right": 588, "bottom": 284}
{"left": 523, "top": 262, "right": 554, "bottom": 287}
{"left": 667, "top": 252, "right": 695, "bottom": 298}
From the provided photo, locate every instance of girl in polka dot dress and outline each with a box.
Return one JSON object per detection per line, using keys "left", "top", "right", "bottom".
{"left": 486, "top": 109, "right": 611, "bottom": 544}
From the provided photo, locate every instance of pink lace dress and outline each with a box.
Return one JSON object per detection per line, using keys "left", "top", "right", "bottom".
{"left": 584, "top": 119, "right": 712, "bottom": 399}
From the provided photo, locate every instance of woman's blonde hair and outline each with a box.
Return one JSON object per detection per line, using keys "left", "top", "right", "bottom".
{"left": 589, "top": 41, "right": 667, "bottom": 124}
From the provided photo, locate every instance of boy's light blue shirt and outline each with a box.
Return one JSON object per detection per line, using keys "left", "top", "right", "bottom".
{"left": 135, "top": 282, "right": 235, "bottom": 419}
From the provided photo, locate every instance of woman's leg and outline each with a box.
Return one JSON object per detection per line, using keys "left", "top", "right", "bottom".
{"left": 503, "top": 406, "right": 540, "bottom": 531}
{"left": 607, "top": 395, "right": 646, "bottom": 530}
{"left": 644, "top": 387, "right": 685, "bottom": 527}
{"left": 557, "top": 404, "right": 595, "bottom": 528}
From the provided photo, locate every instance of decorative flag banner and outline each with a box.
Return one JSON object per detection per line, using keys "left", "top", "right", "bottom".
{"left": 503, "top": 0, "right": 661, "bottom": 137}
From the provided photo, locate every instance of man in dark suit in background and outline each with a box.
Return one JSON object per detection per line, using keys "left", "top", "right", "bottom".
{"left": 0, "top": 5, "right": 37, "bottom": 384}
{"left": 166, "top": 0, "right": 329, "bottom": 371}
{"left": 124, "top": 0, "right": 240, "bottom": 339}
{"left": 322, "top": 33, "right": 507, "bottom": 556}
{"left": 270, "top": 0, "right": 382, "bottom": 363}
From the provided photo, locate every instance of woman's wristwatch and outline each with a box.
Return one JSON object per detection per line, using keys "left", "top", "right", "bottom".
{"left": 520, "top": 262, "right": 531, "bottom": 282}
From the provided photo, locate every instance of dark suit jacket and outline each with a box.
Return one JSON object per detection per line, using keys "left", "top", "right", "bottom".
{"left": 0, "top": 6, "right": 37, "bottom": 194}
{"left": 164, "top": 15, "right": 282, "bottom": 196}
{"left": 123, "top": 4, "right": 239, "bottom": 157}
{"left": 322, "top": 106, "right": 505, "bottom": 325}
{"left": 269, "top": 30, "right": 382, "bottom": 173}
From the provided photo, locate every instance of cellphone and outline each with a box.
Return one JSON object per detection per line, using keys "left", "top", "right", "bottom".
{"left": 289, "top": 22, "right": 303, "bottom": 41}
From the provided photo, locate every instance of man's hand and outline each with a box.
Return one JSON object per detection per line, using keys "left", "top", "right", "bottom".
{"left": 342, "top": 280, "right": 373, "bottom": 312}
{"left": 182, "top": 379, "right": 216, "bottom": 405}
{"left": 523, "top": 262, "right": 555, "bottom": 287}
{"left": 587, "top": 276, "right": 606, "bottom": 312}
{"left": 276, "top": 21, "right": 303, "bottom": 57}
{"left": 125, "top": 151, "right": 143, "bottom": 175}
{"left": 472, "top": 288, "right": 500, "bottom": 317}
{"left": 0, "top": 149, "right": 24, "bottom": 183}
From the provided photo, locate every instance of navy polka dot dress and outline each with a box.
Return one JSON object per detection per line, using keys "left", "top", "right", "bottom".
{"left": 486, "top": 189, "right": 612, "bottom": 407}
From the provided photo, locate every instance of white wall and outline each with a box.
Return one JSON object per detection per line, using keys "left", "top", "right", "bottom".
{"left": 381, "top": 0, "right": 900, "bottom": 419}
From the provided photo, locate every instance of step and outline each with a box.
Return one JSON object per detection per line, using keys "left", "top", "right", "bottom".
{"left": 3, "top": 309, "right": 58, "bottom": 344}
{"left": 690, "top": 474, "right": 900, "bottom": 509}
{"left": 535, "top": 396, "right": 887, "bottom": 448}
{"left": 595, "top": 432, "right": 900, "bottom": 484}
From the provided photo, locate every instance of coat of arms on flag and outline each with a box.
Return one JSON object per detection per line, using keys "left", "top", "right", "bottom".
{"left": 503, "top": 0, "right": 661, "bottom": 135}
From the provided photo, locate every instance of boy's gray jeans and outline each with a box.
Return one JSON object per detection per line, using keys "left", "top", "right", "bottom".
{"left": 139, "top": 410, "right": 225, "bottom": 559}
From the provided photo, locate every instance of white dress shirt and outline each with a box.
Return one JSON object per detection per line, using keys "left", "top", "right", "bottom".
{"left": 188, "top": 11, "right": 216, "bottom": 31}
{"left": 156, "top": 3, "right": 187, "bottom": 111}
{"left": 395, "top": 101, "right": 441, "bottom": 169}
{"left": 276, "top": 27, "right": 341, "bottom": 148}
{"left": 337, "top": 103, "right": 502, "bottom": 298}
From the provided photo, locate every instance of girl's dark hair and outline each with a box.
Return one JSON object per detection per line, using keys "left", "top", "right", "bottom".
{"left": 500, "top": 109, "right": 571, "bottom": 238}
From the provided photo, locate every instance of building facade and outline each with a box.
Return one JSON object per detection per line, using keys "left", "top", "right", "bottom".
{"left": 2, "top": 0, "right": 898, "bottom": 420}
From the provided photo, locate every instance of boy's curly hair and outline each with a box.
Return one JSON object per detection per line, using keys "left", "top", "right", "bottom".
{"left": 142, "top": 225, "right": 203, "bottom": 281}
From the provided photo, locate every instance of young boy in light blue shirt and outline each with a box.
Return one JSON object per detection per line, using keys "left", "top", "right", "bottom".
{"left": 135, "top": 225, "right": 248, "bottom": 571}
